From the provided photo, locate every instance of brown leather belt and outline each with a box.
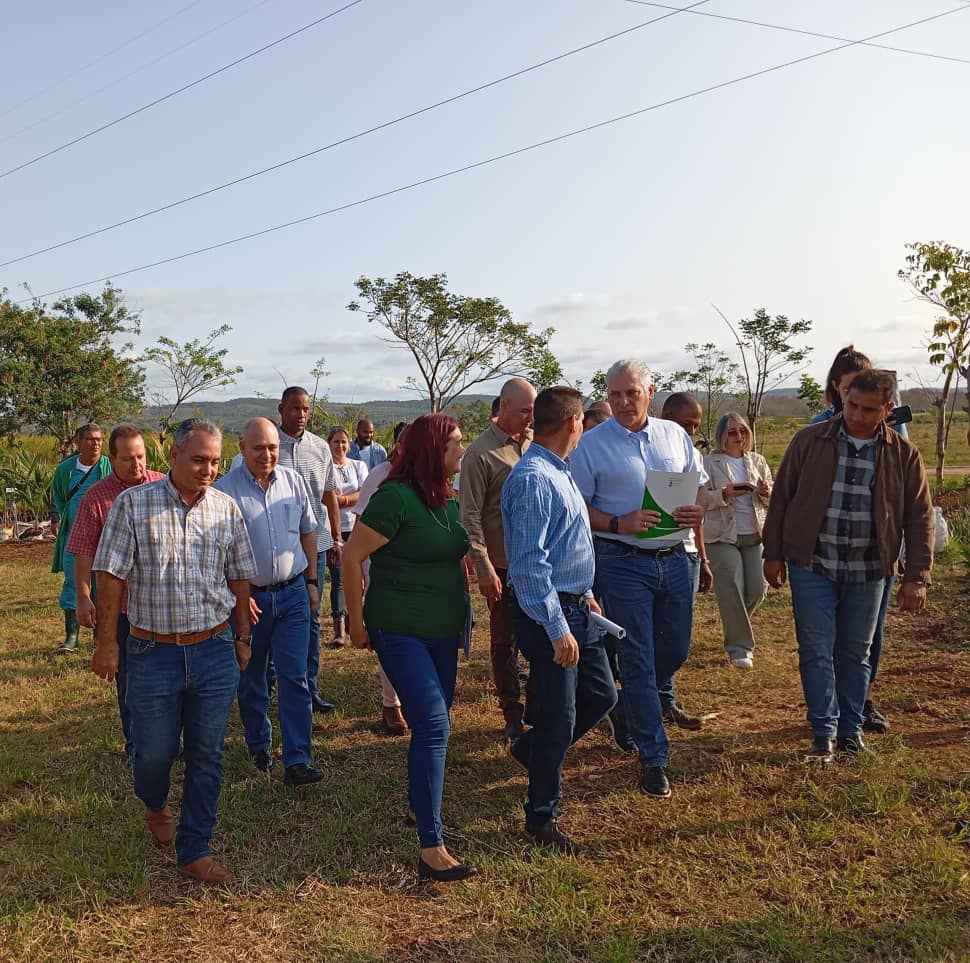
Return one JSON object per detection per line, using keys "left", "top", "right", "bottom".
{"left": 129, "top": 620, "right": 230, "bottom": 646}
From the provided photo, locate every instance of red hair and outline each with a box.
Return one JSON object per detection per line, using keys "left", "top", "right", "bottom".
{"left": 386, "top": 413, "right": 458, "bottom": 508}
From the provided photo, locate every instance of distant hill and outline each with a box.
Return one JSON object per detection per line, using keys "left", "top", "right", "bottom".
{"left": 129, "top": 395, "right": 495, "bottom": 434}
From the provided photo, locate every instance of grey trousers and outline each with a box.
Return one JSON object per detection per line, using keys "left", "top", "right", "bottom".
{"left": 707, "top": 533, "right": 767, "bottom": 658}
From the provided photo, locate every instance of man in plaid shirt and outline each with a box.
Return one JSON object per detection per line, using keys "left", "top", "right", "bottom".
{"left": 67, "top": 424, "right": 165, "bottom": 761}
{"left": 762, "top": 370, "right": 933, "bottom": 763}
{"left": 92, "top": 419, "right": 257, "bottom": 884}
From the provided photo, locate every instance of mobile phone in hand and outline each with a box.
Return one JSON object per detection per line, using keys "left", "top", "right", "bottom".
{"left": 887, "top": 405, "right": 912, "bottom": 427}
{"left": 732, "top": 482, "right": 755, "bottom": 493}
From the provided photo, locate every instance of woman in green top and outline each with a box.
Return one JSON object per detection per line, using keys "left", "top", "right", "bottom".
{"left": 344, "top": 413, "right": 475, "bottom": 883}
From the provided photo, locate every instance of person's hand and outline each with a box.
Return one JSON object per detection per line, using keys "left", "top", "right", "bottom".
{"left": 90, "top": 642, "right": 119, "bottom": 681}
{"left": 551, "top": 632, "right": 579, "bottom": 667}
{"left": 307, "top": 583, "right": 319, "bottom": 613}
{"left": 722, "top": 484, "right": 746, "bottom": 500}
{"left": 619, "top": 509, "right": 662, "bottom": 534}
{"left": 249, "top": 597, "right": 262, "bottom": 625}
{"left": 234, "top": 640, "right": 252, "bottom": 671}
{"left": 77, "top": 595, "right": 97, "bottom": 629}
{"left": 764, "top": 560, "right": 787, "bottom": 589}
{"left": 897, "top": 581, "right": 927, "bottom": 612}
{"left": 329, "top": 543, "right": 343, "bottom": 565}
{"left": 586, "top": 597, "right": 602, "bottom": 616}
{"left": 350, "top": 623, "right": 371, "bottom": 650}
{"left": 478, "top": 572, "right": 503, "bottom": 604}
{"left": 698, "top": 559, "right": 714, "bottom": 593}
{"left": 756, "top": 478, "right": 771, "bottom": 498}
{"left": 673, "top": 504, "right": 704, "bottom": 527}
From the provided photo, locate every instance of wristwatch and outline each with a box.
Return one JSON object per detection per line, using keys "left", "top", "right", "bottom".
{"left": 608, "top": 515, "right": 620, "bottom": 534}
{"left": 305, "top": 578, "right": 319, "bottom": 587}
{"left": 234, "top": 634, "right": 252, "bottom": 646}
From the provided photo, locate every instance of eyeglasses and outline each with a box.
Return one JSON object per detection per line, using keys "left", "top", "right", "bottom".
{"left": 726, "top": 428, "right": 748, "bottom": 437}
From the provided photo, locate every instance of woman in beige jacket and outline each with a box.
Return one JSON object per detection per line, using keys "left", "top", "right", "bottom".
{"left": 703, "top": 413, "right": 773, "bottom": 668}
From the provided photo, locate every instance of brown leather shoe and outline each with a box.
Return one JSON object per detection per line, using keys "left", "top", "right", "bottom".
{"left": 145, "top": 806, "right": 175, "bottom": 847}
{"left": 381, "top": 704, "right": 408, "bottom": 736}
{"left": 177, "top": 856, "right": 234, "bottom": 884}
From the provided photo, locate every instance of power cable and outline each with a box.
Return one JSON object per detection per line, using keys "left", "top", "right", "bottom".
{"left": 623, "top": 0, "right": 970, "bottom": 66}
{"left": 0, "top": 0, "right": 714, "bottom": 268}
{"left": 0, "top": 0, "right": 277, "bottom": 148}
{"left": 0, "top": 0, "right": 367, "bottom": 182}
{"left": 0, "top": 0, "right": 205, "bottom": 121}
{"left": 16, "top": 4, "right": 969, "bottom": 304}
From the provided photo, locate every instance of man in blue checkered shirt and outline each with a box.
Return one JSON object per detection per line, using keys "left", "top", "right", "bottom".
{"left": 763, "top": 370, "right": 934, "bottom": 763}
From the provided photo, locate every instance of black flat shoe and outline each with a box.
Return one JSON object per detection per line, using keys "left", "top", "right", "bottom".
{"left": 252, "top": 749, "right": 273, "bottom": 772}
{"left": 312, "top": 698, "right": 335, "bottom": 714}
{"left": 417, "top": 857, "right": 477, "bottom": 882}
{"left": 284, "top": 763, "right": 324, "bottom": 786}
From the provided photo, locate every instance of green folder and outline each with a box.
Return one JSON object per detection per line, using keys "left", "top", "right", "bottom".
{"left": 637, "top": 485, "right": 683, "bottom": 540}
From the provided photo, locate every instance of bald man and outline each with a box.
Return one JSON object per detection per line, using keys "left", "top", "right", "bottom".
{"left": 216, "top": 418, "right": 323, "bottom": 786}
{"left": 460, "top": 377, "right": 537, "bottom": 742}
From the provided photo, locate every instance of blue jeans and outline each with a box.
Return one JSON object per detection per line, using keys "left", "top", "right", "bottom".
{"left": 595, "top": 540, "right": 694, "bottom": 767}
{"left": 240, "top": 580, "right": 312, "bottom": 767}
{"left": 370, "top": 629, "right": 459, "bottom": 849}
{"left": 307, "top": 549, "right": 327, "bottom": 702}
{"left": 116, "top": 614, "right": 133, "bottom": 762}
{"left": 788, "top": 566, "right": 883, "bottom": 738}
{"left": 511, "top": 598, "right": 617, "bottom": 828}
{"left": 869, "top": 575, "right": 895, "bottom": 686}
{"left": 125, "top": 627, "right": 239, "bottom": 866}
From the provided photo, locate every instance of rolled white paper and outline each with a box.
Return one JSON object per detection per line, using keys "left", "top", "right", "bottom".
{"left": 590, "top": 611, "right": 626, "bottom": 639}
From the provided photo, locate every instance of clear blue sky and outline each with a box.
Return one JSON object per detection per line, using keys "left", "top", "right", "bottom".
{"left": 2, "top": 0, "right": 968, "bottom": 401}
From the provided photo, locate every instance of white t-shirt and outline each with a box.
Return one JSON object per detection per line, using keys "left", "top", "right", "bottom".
{"left": 725, "top": 455, "right": 756, "bottom": 535}
{"left": 334, "top": 459, "right": 368, "bottom": 533}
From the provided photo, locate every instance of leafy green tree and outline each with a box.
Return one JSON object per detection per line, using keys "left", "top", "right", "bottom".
{"left": 143, "top": 324, "right": 243, "bottom": 441}
{"left": 587, "top": 369, "right": 608, "bottom": 402}
{"left": 525, "top": 343, "right": 564, "bottom": 390}
{"left": 898, "top": 241, "right": 970, "bottom": 488}
{"left": 449, "top": 399, "right": 492, "bottom": 439}
{"left": 798, "top": 374, "right": 825, "bottom": 414}
{"left": 348, "top": 272, "right": 552, "bottom": 412}
{"left": 0, "top": 284, "right": 145, "bottom": 455}
{"left": 717, "top": 306, "right": 813, "bottom": 447}
{"left": 307, "top": 356, "right": 331, "bottom": 433}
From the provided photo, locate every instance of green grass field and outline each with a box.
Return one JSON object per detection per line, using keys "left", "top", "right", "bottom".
{"left": 1, "top": 538, "right": 968, "bottom": 962}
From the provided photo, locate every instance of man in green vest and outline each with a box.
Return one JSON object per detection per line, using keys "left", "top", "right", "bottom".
{"left": 51, "top": 423, "right": 110, "bottom": 652}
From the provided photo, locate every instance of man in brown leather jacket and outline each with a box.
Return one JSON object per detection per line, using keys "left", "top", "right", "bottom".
{"left": 762, "top": 370, "right": 933, "bottom": 763}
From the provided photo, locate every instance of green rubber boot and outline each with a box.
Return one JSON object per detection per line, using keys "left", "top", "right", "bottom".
{"left": 56, "top": 610, "right": 80, "bottom": 653}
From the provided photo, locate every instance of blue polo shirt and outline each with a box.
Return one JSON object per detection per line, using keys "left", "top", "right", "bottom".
{"left": 570, "top": 416, "right": 708, "bottom": 548}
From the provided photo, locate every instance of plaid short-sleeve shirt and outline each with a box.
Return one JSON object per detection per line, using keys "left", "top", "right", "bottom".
{"left": 93, "top": 476, "right": 258, "bottom": 634}
{"left": 65, "top": 469, "right": 166, "bottom": 614}
{"left": 811, "top": 425, "right": 882, "bottom": 583}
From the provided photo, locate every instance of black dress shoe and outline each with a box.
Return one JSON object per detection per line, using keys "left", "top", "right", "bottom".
{"left": 312, "top": 698, "right": 335, "bottom": 714}
{"left": 417, "top": 857, "right": 477, "bottom": 882}
{"left": 252, "top": 749, "right": 273, "bottom": 772}
{"left": 526, "top": 819, "right": 581, "bottom": 856}
{"left": 639, "top": 764, "right": 671, "bottom": 798}
{"left": 836, "top": 734, "right": 875, "bottom": 757}
{"left": 608, "top": 707, "right": 638, "bottom": 754}
{"left": 662, "top": 704, "right": 703, "bottom": 731}
{"left": 501, "top": 718, "right": 524, "bottom": 744}
{"left": 284, "top": 763, "right": 324, "bottom": 786}
{"left": 805, "top": 736, "right": 835, "bottom": 763}
{"left": 862, "top": 700, "right": 889, "bottom": 734}
{"left": 507, "top": 737, "right": 529, "bottom": 772}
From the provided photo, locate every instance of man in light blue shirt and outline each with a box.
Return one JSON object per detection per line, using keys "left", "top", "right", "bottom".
{"left": 216, "top": 417, "right": 323, "bottom": 787}
{"left": 571, "top": 360, "right": 709, "bottom": 800}
{"left": 349, "top": 419, "right": 388, "bottom": 470}
{"left": 502, "top": 386, "right": 617, "bottom": 856}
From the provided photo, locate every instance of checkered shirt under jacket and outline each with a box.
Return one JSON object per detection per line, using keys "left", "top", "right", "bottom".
{"left": 93, "top": 475, "right": 258, "bottom": 635}
{"left": 810, "top": 425, "right": 882, "bottom": 583}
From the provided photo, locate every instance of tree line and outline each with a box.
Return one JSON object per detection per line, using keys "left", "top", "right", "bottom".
{"left": 2, "top": 241, "right": 968, "bottom": 486}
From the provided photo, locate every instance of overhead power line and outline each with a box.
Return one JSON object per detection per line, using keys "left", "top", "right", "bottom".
{"left": 0, "top": 0, "right": 714, "bottom": 269}
{"left": 16, "top": 4, "right": 969, "bottom": 304}
{"left": 623, "top": 0, "right": 970, "bottom": 66}
{"left": 0, "top": 0, "right": 277, "bottom": 148}
{"left": 0, "top": 0, "right": 367, "bottom": 182}
{"left": 0, "top": 0, "right": 205, "bottom": 121}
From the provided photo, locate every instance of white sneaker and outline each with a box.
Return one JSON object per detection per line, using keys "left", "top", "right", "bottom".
{"left": 730, "top": 656, "right": 754, "bottom": 669}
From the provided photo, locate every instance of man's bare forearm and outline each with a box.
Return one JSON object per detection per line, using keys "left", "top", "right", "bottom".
{"left": 94, "top": 572, "right": 124, "bottom": 647}
{"left": 228, "top": 579, "right": 252, "bottom": 638}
